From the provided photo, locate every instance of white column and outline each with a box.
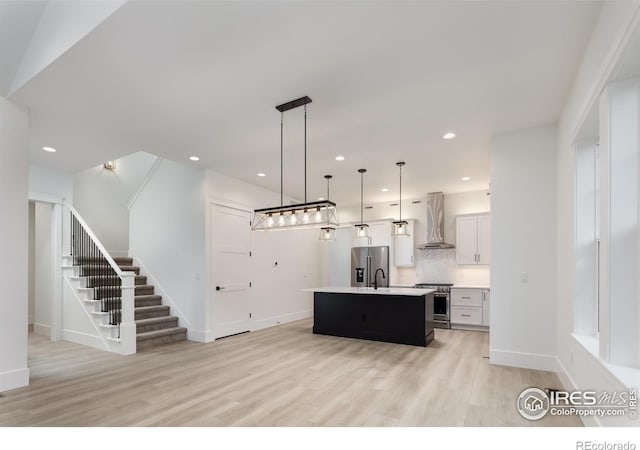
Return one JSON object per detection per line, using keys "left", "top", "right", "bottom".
{"left": 0, "top": 96, "right": 29, "bottom": 391}
{"left": 118, "top": 272, "right": 136, "bottom": 355}
{"left": 599, "top": 78, "right": 640, "bottom": 367}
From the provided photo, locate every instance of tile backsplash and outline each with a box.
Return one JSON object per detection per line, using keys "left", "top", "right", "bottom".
{"left": 414, "top": 248, "right": 490, "bottom": 286}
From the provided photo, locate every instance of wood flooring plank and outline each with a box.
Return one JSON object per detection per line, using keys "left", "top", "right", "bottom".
{"left": 0, "top": 320, "right": 582, "bottom": 427}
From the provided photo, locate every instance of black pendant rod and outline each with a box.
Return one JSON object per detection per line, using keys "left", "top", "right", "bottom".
{"left": 397, "top": 161, "right": 405, "bottom": 221}
{"left": 274, "top": 96, "right": 312, "bottom": 207}
{"left": 304, "top": 104, "right": 307, "bottom": 203}
{"left": 325, "top": 174, "right": 332, "bottom": 200}
{"left": 324, "top": 175, "right": 332, "bottom": 226}
{"left": 280, "top": 111, "right": 283, "bottom": 207}
{"left": 358, "top": 169, "right": 366, "bottom": 224}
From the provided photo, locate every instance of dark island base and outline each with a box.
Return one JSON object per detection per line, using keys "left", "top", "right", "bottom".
{"left": 313, "top": 292, "right": 435, "bottom": 347}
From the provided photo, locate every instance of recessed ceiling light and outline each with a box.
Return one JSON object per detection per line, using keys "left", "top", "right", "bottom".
{"left": 442, "top": 132, "right": 456, "bottom": 140}
{"left": 335, "top": 156, "right": 345, "bottom": 161}
{"left": 381, "top": 188, "right": 389, "bottom": 192}
{"left": 42, "top": 146, "right": 56, "bottom": 153}
{"left": 189, "top": 156, "right": 200, "bottom": 161}
{"left": 257, "top": 173, "right": 266, "bottom": 177}
{"left": 461, "top": 176, "right": 471, "bottom": 181}
{"left": 318, "top": 197, "right": 325, "bottom": 201}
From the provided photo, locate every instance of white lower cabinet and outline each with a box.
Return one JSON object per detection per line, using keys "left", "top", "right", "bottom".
{"left": 450, "top": 288, "right": 490, "bottom": 329}
{"left": 450, "top": 305, "right": 483, "bottom": 325}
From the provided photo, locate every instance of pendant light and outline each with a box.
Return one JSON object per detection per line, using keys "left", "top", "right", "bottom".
{"left": 354, "top": 168, "right": 370, "bottom": 242}
{"left": 319, "top": 175, "right": 336, "bottom": 241}
{"left": 252, "top": 96, "right": 339, "bottom": 232}
{"left": 392, "top": 161, "right": 410, "bottom": 236}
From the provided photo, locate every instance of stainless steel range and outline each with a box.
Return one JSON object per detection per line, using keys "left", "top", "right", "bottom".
{"left": 415, "top": 283, "right": 452, "bottom": 329}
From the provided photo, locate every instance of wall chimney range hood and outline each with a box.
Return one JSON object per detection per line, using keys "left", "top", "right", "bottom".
{"left": 417, "top": 192, "right": 455, "bottom": 249}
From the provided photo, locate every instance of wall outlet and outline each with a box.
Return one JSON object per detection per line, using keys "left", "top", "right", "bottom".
{"left": 520, "top": 272, "right": 528, "bottom": 283}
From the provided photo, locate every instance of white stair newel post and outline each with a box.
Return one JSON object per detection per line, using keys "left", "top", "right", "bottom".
{"left": 119, "top": 272, "right": 136, "bottom": 355}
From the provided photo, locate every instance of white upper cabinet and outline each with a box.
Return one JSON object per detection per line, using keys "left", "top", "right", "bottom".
{"left": 393, "top": 219, "right": 415, "bottom": 267}
{"left": 369, "top": 221, "right": 392, "bottom": 247}
{"left": 352, "top": 220, "right": 392, "bottom": 248}
{"left": 456, "top": 213, "right": 490, "bottom": 265}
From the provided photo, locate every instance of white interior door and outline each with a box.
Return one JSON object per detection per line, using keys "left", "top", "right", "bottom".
{"left": 212, "top": 204, "right": 252, "bottom": 338}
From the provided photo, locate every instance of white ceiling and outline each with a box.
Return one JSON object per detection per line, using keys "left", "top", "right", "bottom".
{"left": 11, "top": 1, "right": 601, "bottom": 206}
{"left": 0, "top": 1, "right": 46, "bottom": 96}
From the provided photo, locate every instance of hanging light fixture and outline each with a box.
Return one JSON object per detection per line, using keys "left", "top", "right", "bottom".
{"left": 252, "top": 96, "right": 339, "bottom": 232}
{"left": 392, "top": 161, "right": 410, "bottom": 237}
{"left": 354, "top": 168, "right": 371, "bottom": 243}
{"left": 319, "top": 175, "right": 336, "bottom": 241}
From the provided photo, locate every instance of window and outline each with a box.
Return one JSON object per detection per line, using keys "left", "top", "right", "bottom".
{"left": 575, "top": 78, "right": 640, "bottom": 376}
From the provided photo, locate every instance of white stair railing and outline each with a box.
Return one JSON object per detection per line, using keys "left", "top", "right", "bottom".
{"left": 66, "top": 203, "right": 136, "bottom": 355}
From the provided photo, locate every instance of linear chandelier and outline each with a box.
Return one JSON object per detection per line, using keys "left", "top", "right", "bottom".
{"left": 252, "top": 96, "right": 339, "bottom": 232}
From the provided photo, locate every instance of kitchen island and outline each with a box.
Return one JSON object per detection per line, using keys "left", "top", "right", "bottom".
{"left": 303, "top": 287, "right": 435, "bottom": 347}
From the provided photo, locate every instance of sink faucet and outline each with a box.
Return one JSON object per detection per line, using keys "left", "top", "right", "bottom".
{"left": 374, "top": 268, "right": 386, "bottom": 290}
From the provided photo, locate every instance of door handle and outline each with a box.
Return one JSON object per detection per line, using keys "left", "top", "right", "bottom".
{"left": 216, "top": 286, "right": 224, "bottom": 291}
{"left": 461, "top": 314, "right": 471, "bottom": 317}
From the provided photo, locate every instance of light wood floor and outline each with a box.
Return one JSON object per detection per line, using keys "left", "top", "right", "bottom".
{"left": 1, "top": 319, "right": 581, "bottom": 427}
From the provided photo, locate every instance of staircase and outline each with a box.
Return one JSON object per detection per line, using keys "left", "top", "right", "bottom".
{"left": 77, "top": 255, "right": 187, "bottom": 350}
{"left": 110, "top": 257, "right": 187, "bottom": 350}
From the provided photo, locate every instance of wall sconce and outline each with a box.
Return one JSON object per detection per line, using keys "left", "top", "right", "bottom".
{"left": 104, "top": 161, "right": 116, "bottom": 171}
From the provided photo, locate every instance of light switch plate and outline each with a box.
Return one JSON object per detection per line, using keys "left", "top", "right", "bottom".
{"left": 520, "top": 272, "right": 529, "bottom": 283}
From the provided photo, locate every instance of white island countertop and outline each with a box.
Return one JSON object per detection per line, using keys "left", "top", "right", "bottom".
{"left": 303, "top": 286, "right": 435, "bottom": 296}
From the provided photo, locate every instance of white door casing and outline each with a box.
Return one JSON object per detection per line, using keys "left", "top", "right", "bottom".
{"left": 211, "top": 204, "right": 252, "bottom": 339}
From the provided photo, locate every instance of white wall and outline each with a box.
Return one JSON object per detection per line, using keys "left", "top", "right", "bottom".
{"left": 206, "top": 169, "right": 321, "bottom": 336}
{"left": 74, "top": 151, "right": 157, "bottom": 256}
{"left": 206, "top": 169, "right": 291, "bottom": 209}
{"left": 29, "top": 164, "right": 73, "bottom": 202}
{"left": 490, "top": 124, "right": 558, "bottom": 371}
{"left": 555, "top": 2, "right": 640, "bottom": 426}
{"left": 0, "top": 96, "right": 29, "bottom": 391}
{"left": 28, "top": 164, "right": 74, "bottom": 255}
{"left": 251, "top": 228, "right": 319, "bottom": 331}
{"left": 129, "top": 158, "right": 207, "bottom": 335}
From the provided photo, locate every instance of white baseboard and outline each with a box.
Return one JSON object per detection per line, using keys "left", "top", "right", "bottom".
{"left": 450, "top": 324, "right": 489, "bottom": 332}
{"left": 251, "top": 309, "right": 312, "bottom": 332}
{"left": 187, "top": 329, "right": 215, "bottom": 343}
{"left": 62, "top": 329, "right": 107, "bottom": 351}
{"left": 33, "top": 323, "right": 51, "bottom": 337}
{"left": 189, "top": 310, "right": 313, "bottom": 343}
{"left": 489, "top": 348, "right": 557, "bottom": 372}
{"left": 555, "top": 357, "right": 600, "bottom": 427}
{"left": 0, "top": 367, "right": 30, "bottom": 392}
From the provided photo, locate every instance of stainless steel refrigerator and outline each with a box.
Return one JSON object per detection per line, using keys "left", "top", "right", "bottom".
{"left": 351, "top": 246, "right": 390, "bottom": 288}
